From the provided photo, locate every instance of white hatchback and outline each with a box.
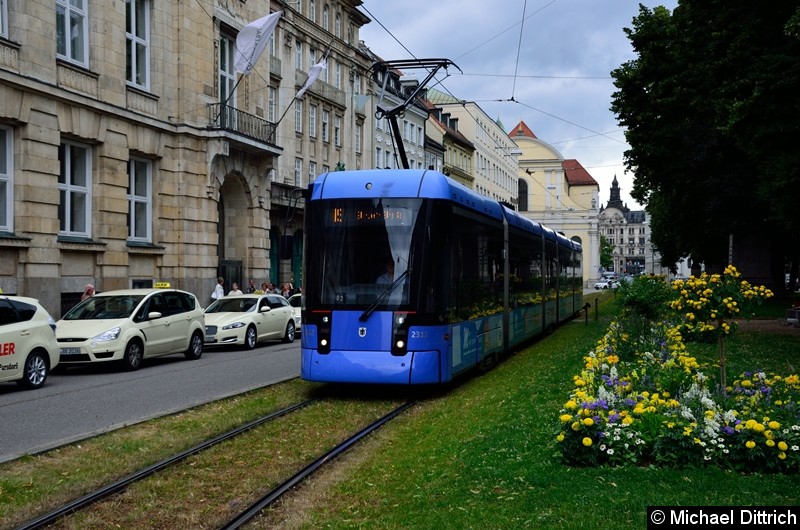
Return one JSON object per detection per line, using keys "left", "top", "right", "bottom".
{"left": 0, "top": 295, "right": 59, "bottom": 390}
{"left": 57, "top": 288, "right": 205, "bottom": 371}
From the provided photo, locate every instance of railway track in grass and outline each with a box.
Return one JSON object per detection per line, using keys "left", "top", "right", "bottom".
{"left": 13, "top": 398, "right": 414, "bottom": 530}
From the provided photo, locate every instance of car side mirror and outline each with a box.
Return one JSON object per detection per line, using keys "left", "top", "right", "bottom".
{"left": 148, "top": 311, "right": 163, "bottom": 319}
{"left": 260, "top": 306, "right": 271, "bottom": 312}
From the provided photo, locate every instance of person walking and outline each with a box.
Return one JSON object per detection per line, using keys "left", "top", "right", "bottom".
{"left": 228, "top": 282, "right": 243, "bottom": 296}
{"left": 211, "top": 277, "right": 225, "bottom": 303}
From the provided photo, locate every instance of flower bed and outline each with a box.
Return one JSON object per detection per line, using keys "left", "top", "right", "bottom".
{"left": 555, "top": 270, "right": 799, "bottom": 472}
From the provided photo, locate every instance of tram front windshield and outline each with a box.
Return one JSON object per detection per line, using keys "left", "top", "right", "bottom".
{"left": 305, "top": 198, "right": 425, "bottom": 310}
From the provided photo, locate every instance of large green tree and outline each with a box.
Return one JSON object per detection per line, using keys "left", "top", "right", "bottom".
{"left": 610, "top": 1, "right": 800, "bottom": 284}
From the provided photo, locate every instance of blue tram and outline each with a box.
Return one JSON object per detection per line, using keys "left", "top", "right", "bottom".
{"left": 300, "top": 169, "right": 582, "bottom": 385}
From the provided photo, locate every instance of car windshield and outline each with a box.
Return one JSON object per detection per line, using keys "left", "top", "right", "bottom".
{"left": 206, "top": 297, "right": 258, "bottom": 313}
{"left": 62, "top": 295, "right": 145, "bottom": 320}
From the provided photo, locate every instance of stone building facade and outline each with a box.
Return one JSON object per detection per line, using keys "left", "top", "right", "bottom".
{"left": 0, "top": 0, "right": 370, "bottom": 317}
{"left": 509, "top": 121, "right": 601, "bottom": 286}
{"left": 598, "top": 175, "right": 667, "bottom": 276}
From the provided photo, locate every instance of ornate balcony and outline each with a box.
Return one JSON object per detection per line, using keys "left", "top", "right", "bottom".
{"left": 207, "top": 103, "right": 279, "bottom": 148}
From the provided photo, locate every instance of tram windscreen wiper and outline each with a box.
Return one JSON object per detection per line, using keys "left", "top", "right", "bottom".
{"left": 359, "top": 269, "right": 410, "bottom": 322}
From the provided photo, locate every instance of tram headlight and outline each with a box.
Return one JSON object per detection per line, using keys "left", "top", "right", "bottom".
{"left": 317, "top": 313, "right": 332, "bottom": 354}
{"left": 391, "top": 311, "right": 409, "bottom": 356}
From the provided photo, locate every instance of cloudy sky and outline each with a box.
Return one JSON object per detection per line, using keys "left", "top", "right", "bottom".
{"left": 358, "top": 0, "right": 679, "bottom": 209}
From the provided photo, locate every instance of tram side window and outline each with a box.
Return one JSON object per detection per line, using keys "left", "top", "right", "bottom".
{"left": 448, "top": 211, "right": 503, "bottom": 320}
{"left": 544, "top": 240, "right": 559, "bottom": 301}
{"left": 508, "top": 229, "right": 543, "bottom": 306}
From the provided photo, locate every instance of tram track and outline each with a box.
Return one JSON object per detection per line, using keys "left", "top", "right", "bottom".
{"left": 220, "top": 401, "right": 415, "bottom": 530}
{"left": 13, "top": 397, "right": 414, "bottom": 530}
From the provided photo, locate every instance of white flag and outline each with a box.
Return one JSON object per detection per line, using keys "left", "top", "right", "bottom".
{"left": 235, "top": 11, "right": 283, "bottom": 75}
{"left": 295, "top": 59, "right": 327, "bottom": 99}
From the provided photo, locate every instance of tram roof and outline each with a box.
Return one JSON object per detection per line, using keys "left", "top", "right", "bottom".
{"left": 309, "top": 169, "right": 504, "bottom": 221}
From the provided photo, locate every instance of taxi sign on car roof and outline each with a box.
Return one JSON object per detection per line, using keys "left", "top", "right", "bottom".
{"left": 154, "top": 282, "right": 171, "bottom": 289}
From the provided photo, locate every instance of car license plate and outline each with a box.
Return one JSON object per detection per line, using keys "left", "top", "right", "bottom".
{"left": 205, "top": 335, "right": 216, "bottom": 343}
{"left": 60, "top": 347, "right": 81, "bottom": 355}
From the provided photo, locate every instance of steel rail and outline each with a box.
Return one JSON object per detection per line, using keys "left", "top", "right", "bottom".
{"left": 16, "top": 399, "right": 316, "bottom": 530}
{"left": 220, "top": 400, "right": 416, "bottom": 530}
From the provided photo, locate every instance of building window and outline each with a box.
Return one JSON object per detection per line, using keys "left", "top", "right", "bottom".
{"left": 295, "top": 101, "right": 303, "bottom": 133}
{"left": 295, "top": 0, "right": 303, "bottom": 16}
{"left": 0, "top": 126, "right": 12, "bottom": 232}
{"left": 322, "top": 110, "right": 330, "bottom": 142}
{"left": 219, "top": 34, "right": 237, "bottom": 108}
{"left": 0, "top": 0, "right": 8, "bottom": 38}
{"left": 58, "top": 142, "right": 91, "bottom": 238}
{"left": 335, "top": 13, "right": 341, "bottom": 38}
{"left": 375, "top": 147, "right": 382, "bottom": 168}
{"left": 355, "top": 123, "right": 362, "bottom": 154}
{"left": 309, "top": 0, "right": 316, "bottom": 23}
{"left": 308, "top": 161, "right": 317, "bottom": 184}
{"left": 268, "top": 87, "right": 276, "bottom": 122}
{"left": 294, "top": 158, "right": 303, "bottom": 187}
{"left": 125, "top": 0, "right": 150, "bottom": 89}
{"left": 335, "top": 62, "right": 341, "bottom": 89}
{"left": 56, "top": 0, "right": 88, "bottom": 66}
{"left": 309, "top": 104, "right": 317, "bottom": 137}
{"left": 334, "top": 115, "right": 341, "bottom": 147}
{"left": 295, "top": 40, "right": 302, "bottom": 70}
{"left": 127, "top": 157, "right": 152, "bottom": 242}
{"left": 322, "top": 5, "right": 329, "bottom": 31}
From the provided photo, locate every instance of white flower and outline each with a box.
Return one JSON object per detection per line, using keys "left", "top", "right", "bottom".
{"left": 607, "top": 448, "right": 615, "bottom": 455}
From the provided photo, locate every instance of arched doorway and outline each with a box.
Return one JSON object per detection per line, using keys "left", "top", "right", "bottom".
{"left": 217, "top": 174, "right": 250, "bottom": 292}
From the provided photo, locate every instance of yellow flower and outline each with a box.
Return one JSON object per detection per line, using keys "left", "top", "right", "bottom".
{"left": 560, "top": 414, "right": 573, "bottom": 423}
{"left": 556, "top": 433, "right": 565, "bottom": 442}
{"left": 583, "top": 418, "right": 594, "bottom": 427}
{"left": 766, "top": 439, "right": 775, "bottom": 447}
{"left": 582, "top": 437, "right": 593, "bottom": 447}
{"left": 778, "top": 441, "right": 788, "bottom": 451}
{"left": 571, "top": 422, "right": 581, "bottom": 432}
{"left": 622, "top": 416, "right": 634, "bottom": 425}
{"left": 745, "top": 440, "right": 756, "bottom": 449}
{"left": 564, "top": 400, "right": 577, "bottom": 410}
{"left": 768, "top": 421, "right": 780, "bottom": 430}
{"left": 778, "top": 452, "right": 787, "bottom": 460}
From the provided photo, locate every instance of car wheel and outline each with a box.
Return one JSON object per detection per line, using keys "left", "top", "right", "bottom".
{"left": 17, "top": 350, "right": 49, "bottom": 390}
{"left": 245, "top": 325, "right": 258, "bottom": 350}
{"left": 282, "top": 320, "right": 296, "bottom": 343}
{"left": 121, "top": 340, "right": 144, "bottom": 371}
{"left": 184, "top": 331, "right": 204, "bottom": 360}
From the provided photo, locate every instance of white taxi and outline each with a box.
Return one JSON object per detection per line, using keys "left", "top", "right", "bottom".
{"left": 204, "top": 293, "right": 295, "bottom": 349}
{"left": 287, "top": 293, "right": 302, "bottom": 334}
{"left": 0, "top": 295, "right": 59, "bottom": 389}
{"left": 57, "top": 288, "right": 205, "bottom": 371}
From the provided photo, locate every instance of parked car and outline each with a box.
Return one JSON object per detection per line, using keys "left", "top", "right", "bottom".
{"left": 0, "top": 295, "right": 59, "bottom": 389}
{"left": 204, "top": 293, "right": 296, "bottom": 350}
{"left": 57, "top": 288, "right": 205, "bottom": 371}
{"left": 287, "top": 293, "right": 302, "bottom": 334}
{"left": 594, "top": 279, "right": 618, "bottom": 290}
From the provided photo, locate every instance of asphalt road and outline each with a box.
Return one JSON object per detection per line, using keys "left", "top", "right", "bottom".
{"left": 0, "top": 341, "right": 300, "bottom": 463}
